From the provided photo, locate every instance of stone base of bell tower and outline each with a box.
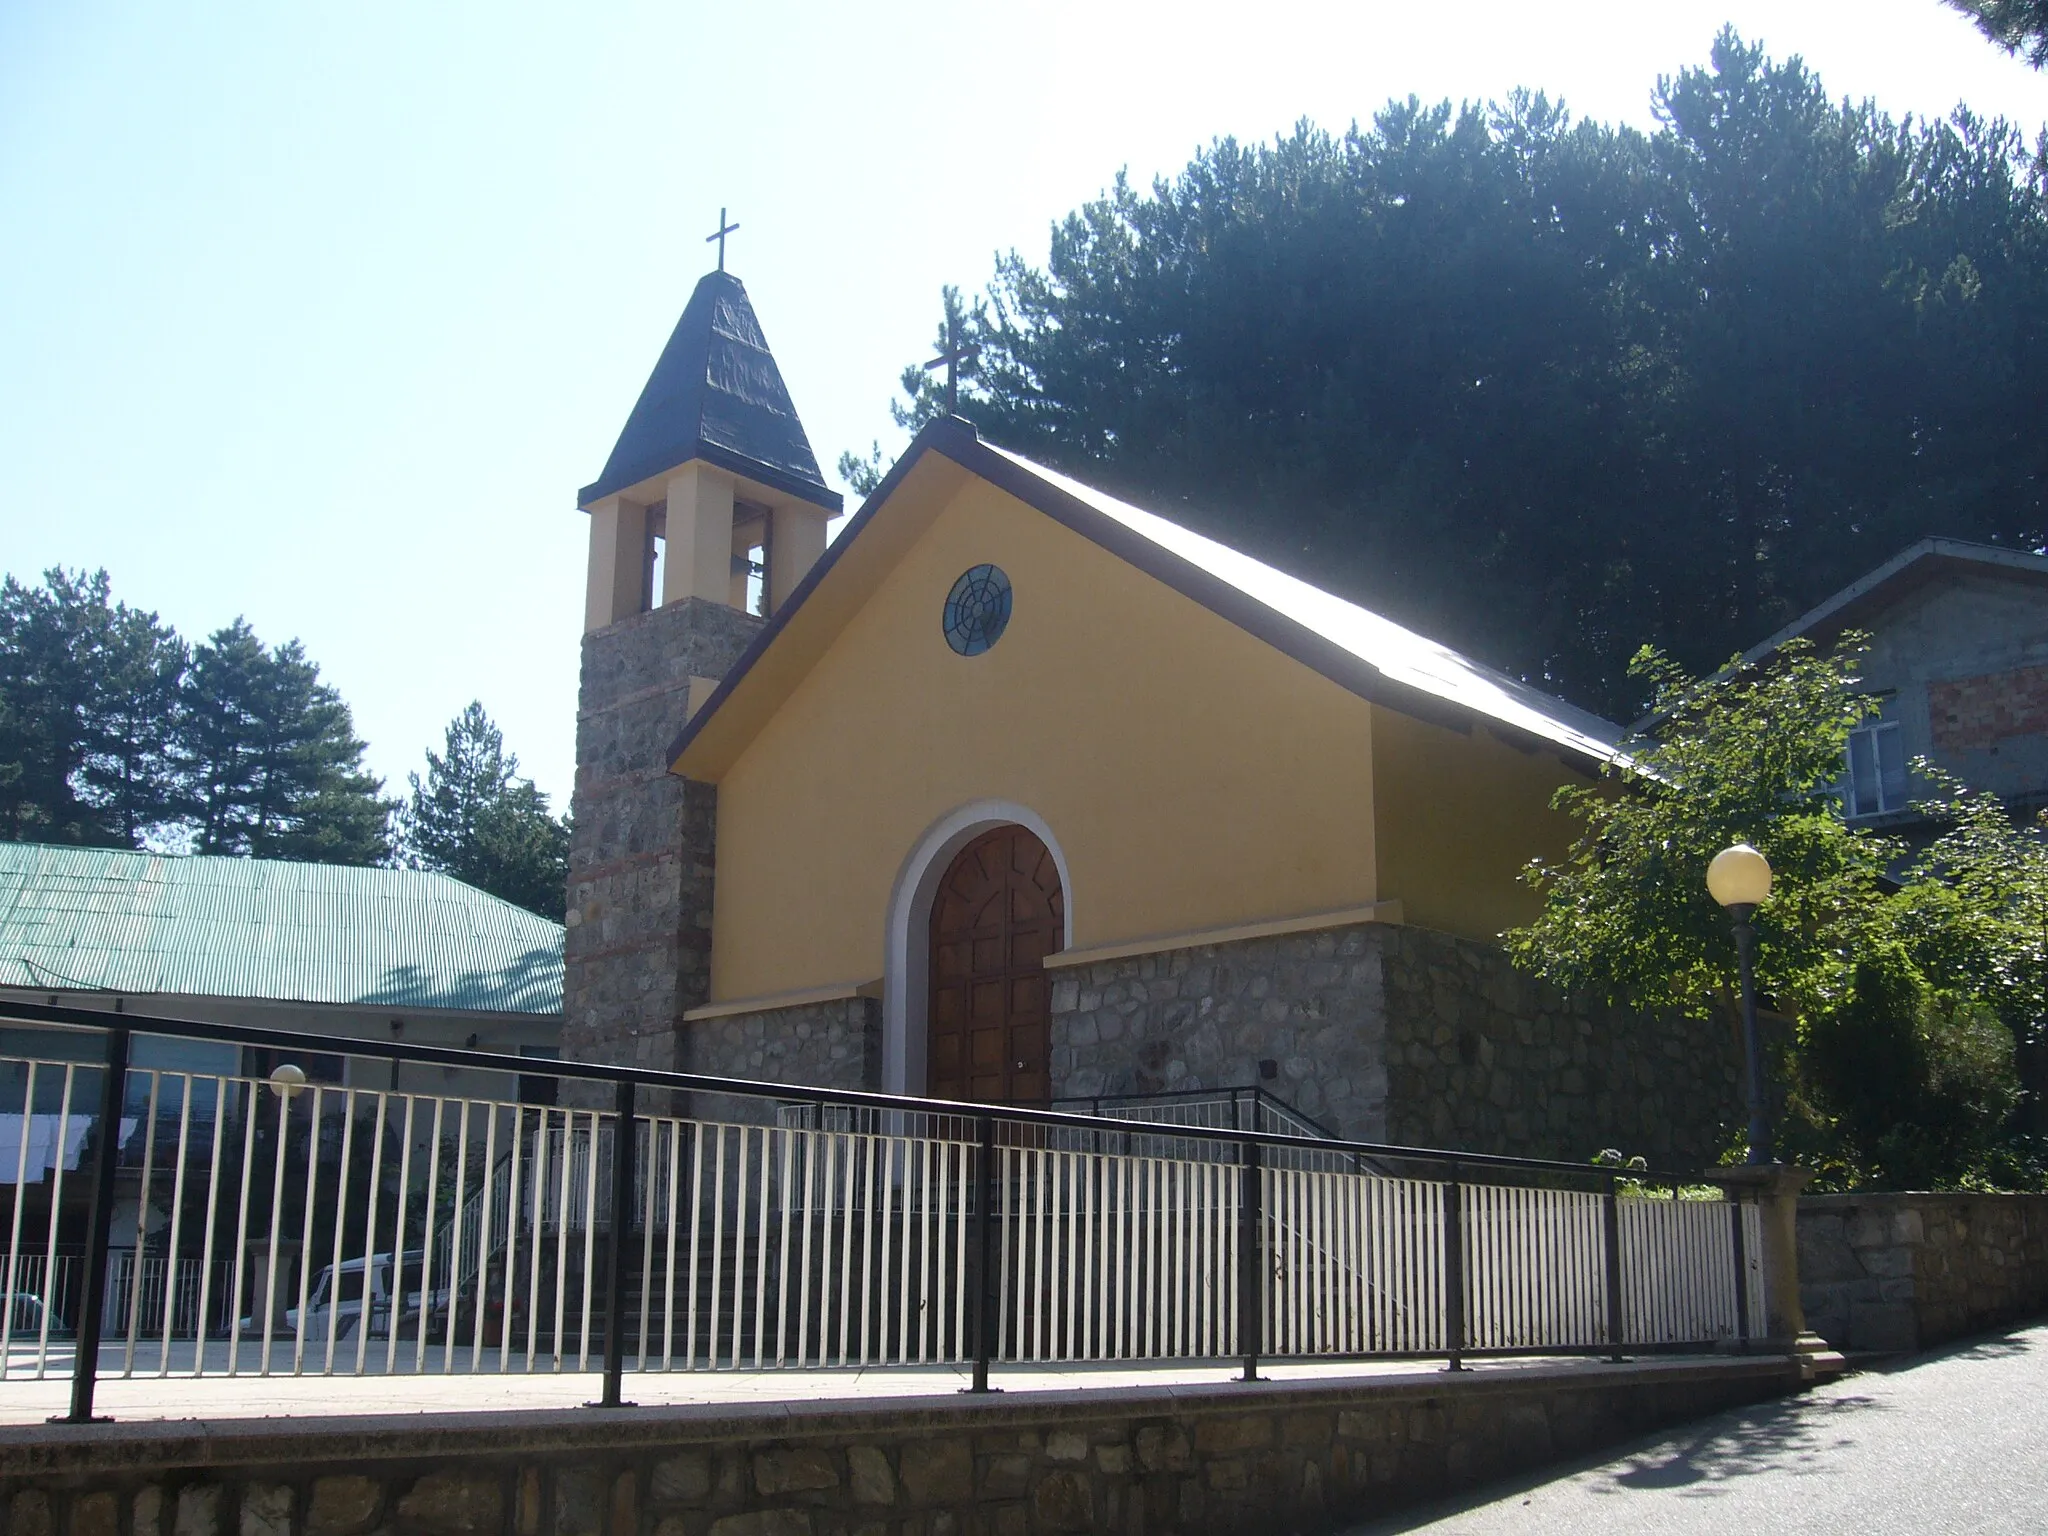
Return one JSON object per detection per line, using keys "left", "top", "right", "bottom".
{"left": 562, "top": 596, "right": 760, "bottom": 1074}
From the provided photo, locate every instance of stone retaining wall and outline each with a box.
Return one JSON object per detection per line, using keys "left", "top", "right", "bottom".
{"left": 1047, "top": 924, "right": 1389, "bottom": 1142}
{"left": 1798, "top": 1192, "right": 2048, "bottom": 1352}
{"left": 1377, "top": 927, "right": 1739, "bottom": 1165}
{"left": 678, "top": 998, "right": 883, "bottom": 1107}
{"left": 1048, "top": 921, "right": 1740, "bottom": 1164}
{"left": 0, "top": 1358, "right": 1804, "bottom": 1536}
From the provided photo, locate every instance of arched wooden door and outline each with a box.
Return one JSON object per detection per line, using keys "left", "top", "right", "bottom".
{"left": 928, "top": 825, "right": 1065, "bottom": 1104}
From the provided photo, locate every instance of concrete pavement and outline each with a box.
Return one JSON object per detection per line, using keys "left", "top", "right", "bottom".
{"left": 0, "top": 1345, "right": 1640, "bottom": 1425}
{"left": 1347, "top": 1323, "right": 2048, "bottom": 1534}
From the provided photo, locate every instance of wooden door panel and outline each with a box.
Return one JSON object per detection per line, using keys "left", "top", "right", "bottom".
{"left": 926, "top": 825, "right": 1064, "bottom": 1106}
{"left": 1009, "top": 926, "right": 1053, "bottom": 968}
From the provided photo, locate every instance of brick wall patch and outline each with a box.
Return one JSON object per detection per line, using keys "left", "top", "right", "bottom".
{"left": 1929, "top": 663, "right": 2048, "bottom": 752}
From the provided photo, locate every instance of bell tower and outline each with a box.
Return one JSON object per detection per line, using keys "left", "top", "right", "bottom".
{"left": 577, "top": 267, "right": 842, "bottom": 634}
{"left": 563, "top": 265, "right": 841, "bottom": 1072}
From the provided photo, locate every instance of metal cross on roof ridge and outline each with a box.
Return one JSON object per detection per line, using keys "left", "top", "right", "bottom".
{"left": 923, "top": 309, "right": 978, "bottom": 416}
{"left": 706, "top": 207, "right": 739, "bottom": 272}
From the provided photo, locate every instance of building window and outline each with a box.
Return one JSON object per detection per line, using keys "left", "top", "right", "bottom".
{"left": 1845, "top": 702, "right": 1908, "bottom": 818}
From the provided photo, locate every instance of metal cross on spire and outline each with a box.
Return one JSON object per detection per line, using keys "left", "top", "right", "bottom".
{"left": 922, "top": 300, "right": 978, "bottom": 416}
{"left": 706, "top": 207, "right": 739, "bottom": 272}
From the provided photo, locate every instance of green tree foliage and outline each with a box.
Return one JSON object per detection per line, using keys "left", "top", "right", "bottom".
{"left": 179, "top": 620, "right": 394, "bottom": 864}
{"left": 0, "top": 568, "right": 113, "bottom": 843}
{"left": 1798, "top": 944, "right": 2021, "bottom": 1188}
{"left": 1894, "top": 783, "right": 2048, "bottom": 1019}
{"left": 835, "top": 442, "right": 888, "bottom": 499}
{"left": 1508, "top": 638, "right": 2041, "bottom": 1188}
{"left": 0, "top": 568, "right": 396, "bottom": 863}
{"left": 396, "top": 702, "right": 569, "bottom": 920}
{"left": 879, "top": 30, "right": 2048, "bottom": 721}
{"left": 1505, "top": 638, "right": 1895, "bottom": 1022}
{"left": 83, "top": 597, "right": 189, "bottom": 846}
{"left": 0, "top": 569, "right": 186, "bottom": 845}
{"left": 1948, "top": 0, "right": 2048, "bottom": 66}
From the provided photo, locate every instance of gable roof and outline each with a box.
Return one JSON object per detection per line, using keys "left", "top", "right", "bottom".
{"left": 1745, "top": 537, "right": 2048, "bottom": 662}
{"left": 579, "top": 270, "right": 842, "bottom": 514}
{"left": 0, "top": 844, "right": 563, "bottom": 1015}
{"left": 668, "top": 418, "right": 1626, "bottom": 777}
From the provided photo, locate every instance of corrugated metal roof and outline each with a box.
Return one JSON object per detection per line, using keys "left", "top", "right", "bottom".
{"left": 0, "top": 844, "right": 563, "bottom": 1015}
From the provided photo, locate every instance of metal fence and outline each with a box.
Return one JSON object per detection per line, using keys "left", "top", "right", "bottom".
{"left": 0, "top": 1000, "right": 1764, "bottom": 1422}
{"left": 1049, "top": 1085, "right": 1333, "bottom": 1139}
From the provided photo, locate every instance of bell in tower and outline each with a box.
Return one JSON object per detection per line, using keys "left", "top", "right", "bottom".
{"left": 563, "top": 241, "right": 841, "bottom": 1075}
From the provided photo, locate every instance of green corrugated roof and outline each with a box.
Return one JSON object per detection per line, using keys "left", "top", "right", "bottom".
{"left": 0, "top": 843, "right": 562, "bottom": 1015}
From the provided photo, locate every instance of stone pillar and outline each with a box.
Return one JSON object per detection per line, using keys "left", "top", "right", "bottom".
{"left": 562, "top": 597, "right": 761, "bottom": 1076}
{"left": 583, "top": 497, "right": 649, "bottom": 633}
{"left": 1711, "top": 1163, "right": 1844, "bottom": 1380}
{"left": 662, "top": 464, "right": 735, "bottom": 607}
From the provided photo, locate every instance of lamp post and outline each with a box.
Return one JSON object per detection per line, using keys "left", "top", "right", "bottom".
{"left": 1708, "top": 843, "right": 1774, "bottom": 1165}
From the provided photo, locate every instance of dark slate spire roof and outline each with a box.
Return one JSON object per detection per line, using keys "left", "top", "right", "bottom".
{"left": 579, "top": 271, "right": 842, "bottom": 512}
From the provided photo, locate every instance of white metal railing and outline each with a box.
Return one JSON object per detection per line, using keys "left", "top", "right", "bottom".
{"left": 1267, "top": 1169, "right": 1449, "bottom": 1355}
{"left": 1618, "top": 1189, "right": 1765, "bottom": 1345}
{"left": 1, "top": 1027, "right": 1765, "bottom": 1404}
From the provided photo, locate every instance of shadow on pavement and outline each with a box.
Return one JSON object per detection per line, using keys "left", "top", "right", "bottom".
{"left": 1860, "top": 1320, "right": 2040, "bottom": 1374}
{"left": 1344, "top": 1381, "right": 1888, "bottom": 1532}
{"left": 1344, "top": 1320, "right": 2047, "bottom": 1533}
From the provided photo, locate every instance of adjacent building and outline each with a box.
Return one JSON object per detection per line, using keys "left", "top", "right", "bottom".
{"left": 0, "top": 843, "right": 566, "bottom": 1326}
{"left": 0, "top": 841, "right": 565, "bottom": 1195}
{"left": 1745, "top": 537, "right": 2048, "bottom": 835}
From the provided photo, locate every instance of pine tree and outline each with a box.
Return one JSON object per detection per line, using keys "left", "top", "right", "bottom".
{"left": 397, "top": 702, "right": 568, "bottom": 920}
{"left": 0, "top": 569, "right": 185, "bottom": 846}
{"left": 880, "top": 30, "right": 2048, "bottom": 721}
{"left": 1948, "top": 0, "right": 2048, "bottom": 66}
{"left": 178, "top": 619, "right": 393, "bottom": 864}
{"left": 80, "top": 600, "right": 188, "bottom": 846}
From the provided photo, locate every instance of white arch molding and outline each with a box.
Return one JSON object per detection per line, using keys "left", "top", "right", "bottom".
{"left": 881, "top": 800, "right": 1076, "bottom": 1098}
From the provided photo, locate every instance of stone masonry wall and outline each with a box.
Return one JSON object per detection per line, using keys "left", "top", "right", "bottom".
{"left": 0, "top": 1358, "right": 1804, "bottom": 1536}
{"left": 1047, "top": 924, "right": 1390, "bottom": 1143}
{"left": 564, "top": 599, "right": 760, "bottom": 1075}
{"left": 678, "top": 998, "right": 883, "bottom": 1109}
{"left": 1797, "top": 1192, "right": 2048, "bottom": 1352}
{"left": 1379, "top": 926, "right": 1740, "bottom": 1166}
{"left": 1048, "top": 922, "right": 1740, "bottom": 1165}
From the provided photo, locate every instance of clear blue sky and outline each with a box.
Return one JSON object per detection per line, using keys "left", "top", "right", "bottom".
{"left": 3, "top": 1, "right": 2043, "bottom": 812}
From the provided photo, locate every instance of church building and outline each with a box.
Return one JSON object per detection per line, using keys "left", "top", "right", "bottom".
{"left": 562, "top": 267, "right": 1739, "bottom": 1164}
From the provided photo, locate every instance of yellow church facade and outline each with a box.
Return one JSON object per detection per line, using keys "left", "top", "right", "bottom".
{"left": 561, "top": 270, "right": 1740, "bottom": 1164}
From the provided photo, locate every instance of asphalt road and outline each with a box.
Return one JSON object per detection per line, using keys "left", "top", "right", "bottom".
{"left": 1345, "top": 1324, "right": 2048, "bottom": 1535}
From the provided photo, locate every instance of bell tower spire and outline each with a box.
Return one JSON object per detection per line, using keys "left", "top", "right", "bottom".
{"left": 577, "top": 251, "right": 841, "bottom": 633}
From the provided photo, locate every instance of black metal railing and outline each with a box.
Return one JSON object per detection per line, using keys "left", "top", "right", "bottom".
{"left": 0, "top": 998, "right": 1763, "bottom": 1424}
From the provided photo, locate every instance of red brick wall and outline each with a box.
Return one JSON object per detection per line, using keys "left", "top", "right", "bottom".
{"left": 1929, "top": 664, "right": 2048, "bottom": 752}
